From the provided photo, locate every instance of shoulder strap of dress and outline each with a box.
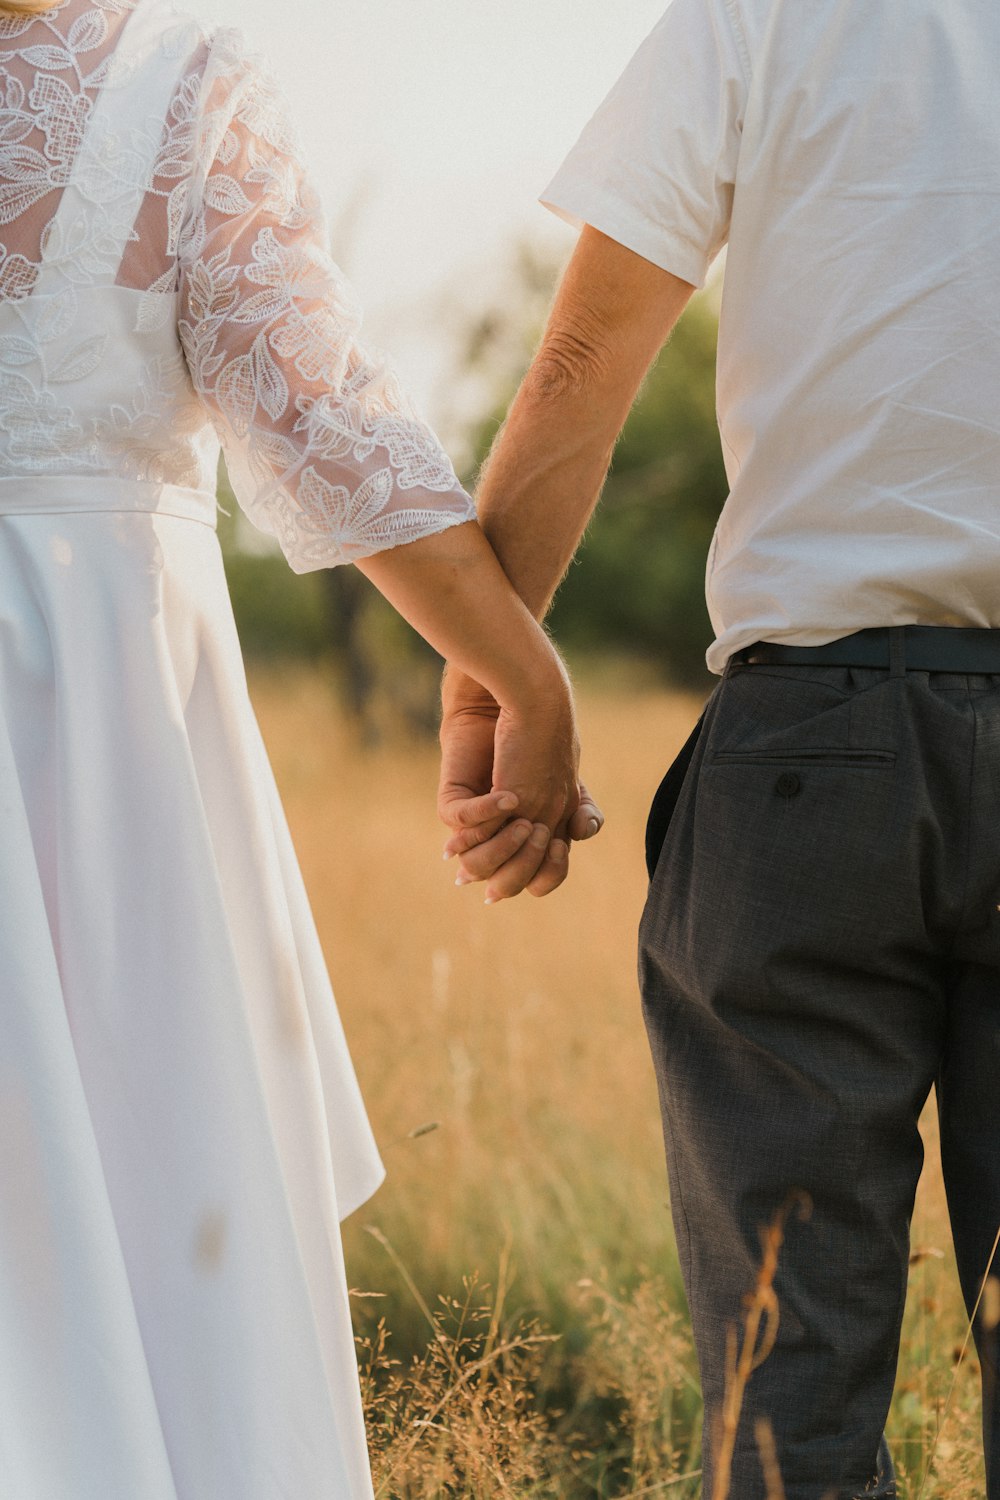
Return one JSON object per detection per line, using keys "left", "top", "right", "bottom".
{"left": 34, "top": 0, "right": 203, "bottom": 295}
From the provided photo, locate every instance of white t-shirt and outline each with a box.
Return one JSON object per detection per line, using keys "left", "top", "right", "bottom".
{"left": 542, "top": 0, "right": 1000, "bottom": 673}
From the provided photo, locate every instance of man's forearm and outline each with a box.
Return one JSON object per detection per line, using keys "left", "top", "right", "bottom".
{"left": 472, "top": 360, "right": 628, "bottom": 621}
{"left": 473, "top": 227, "right": 696, "bottom": 623}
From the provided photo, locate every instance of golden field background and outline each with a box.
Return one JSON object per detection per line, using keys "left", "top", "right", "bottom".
{"left": 252, "top": 667, "right": 987, "bottom": 1499}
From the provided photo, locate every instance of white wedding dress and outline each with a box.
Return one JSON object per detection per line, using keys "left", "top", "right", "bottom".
{"left": 0, "top": 1, "right": 475, "bottom": 1495}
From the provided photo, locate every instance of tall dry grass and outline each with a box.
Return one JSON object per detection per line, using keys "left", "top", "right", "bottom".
{"left": 251, "top": 665, "right": 987, "bottom": 1499}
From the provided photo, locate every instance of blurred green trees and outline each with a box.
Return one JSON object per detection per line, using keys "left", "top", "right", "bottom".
{"left": 219, "top": 247, "right": 728, "bottom": 727}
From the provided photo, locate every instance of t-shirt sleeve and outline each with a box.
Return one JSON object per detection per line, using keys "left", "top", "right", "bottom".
{"left": 540, "top": 0, "right": 749, "bottom": 288}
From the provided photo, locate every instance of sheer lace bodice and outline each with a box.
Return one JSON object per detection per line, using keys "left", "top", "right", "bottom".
{"left": 0, "top": 0, "right": 474, "bottom": 567}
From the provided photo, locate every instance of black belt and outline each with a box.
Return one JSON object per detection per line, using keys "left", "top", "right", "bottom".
{"left": 730, "top": 625, "right": 1000, "bottom": 674}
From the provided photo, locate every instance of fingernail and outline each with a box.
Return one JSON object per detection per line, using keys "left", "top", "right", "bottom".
{"left": 442, "top": 849, "right": 456, "bottom": 861}
{"left": 529, "top": 825, "right": 550, "bottom": 850}
{"left": 511, "top": 821, "right": 531, "bottom": 844}
{"left": 585, "top": 818, "right": 600, "bottom": 839}
{"left": 550, "top": 840, "right": 569, "bottom": 862}
{"left": 455, "top": 874, "right": 474, "bottom": 888}
{"left": 484, "top": 895, "right": 500, "bottom": 907}
{"left": 496, "top": 792, "right": 518, "bottom": 812}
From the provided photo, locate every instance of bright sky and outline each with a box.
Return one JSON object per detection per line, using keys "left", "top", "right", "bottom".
{"left": 192, "top": 0, "right": 666, "bottom": 429}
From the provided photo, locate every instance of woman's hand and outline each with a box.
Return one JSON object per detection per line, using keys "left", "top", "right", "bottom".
{"left": 438, "top": 667, "right": 605, "bottom": 901}
{"left": 355, "top": 523, "right": 592, "bottom": 900}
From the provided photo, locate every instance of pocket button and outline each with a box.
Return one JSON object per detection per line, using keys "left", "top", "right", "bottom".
{"left": 775, "top": 772, "right": 802, "bottom": 799}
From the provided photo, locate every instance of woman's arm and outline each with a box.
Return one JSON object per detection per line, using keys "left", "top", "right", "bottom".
{"left": 356, "top": 521, "right": 581, "bottom": 903}
{"left": 177, "top": 42, "right": 581, "bottom": 901}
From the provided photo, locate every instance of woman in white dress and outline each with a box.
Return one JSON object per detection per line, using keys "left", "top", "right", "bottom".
{"left": 0, "top": 0, "right": 580, "bottom": 1495}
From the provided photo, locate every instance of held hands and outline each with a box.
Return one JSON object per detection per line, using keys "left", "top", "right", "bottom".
{"left": 352, "top": 520, "right": 601, "bottom": 897}
{"left": 438, "top": 666, "right": 604, "bottom": 903}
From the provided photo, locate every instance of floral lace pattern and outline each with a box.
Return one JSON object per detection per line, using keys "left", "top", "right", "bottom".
{"left": 0, "top": 0, "right": 475, "bottom": 568}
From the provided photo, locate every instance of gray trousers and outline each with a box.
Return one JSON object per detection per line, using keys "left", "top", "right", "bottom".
{"left": 639, "top": 660, "right": 1000, "bottom": 1500}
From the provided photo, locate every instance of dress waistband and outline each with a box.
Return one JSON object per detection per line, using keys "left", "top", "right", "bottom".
{"left": 0, "top": 476, "right": 218, "bottom": 528}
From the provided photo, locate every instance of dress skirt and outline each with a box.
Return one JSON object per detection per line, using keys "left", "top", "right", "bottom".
{"left": 0, "top": 501, "right": 384, "bottom": 1499}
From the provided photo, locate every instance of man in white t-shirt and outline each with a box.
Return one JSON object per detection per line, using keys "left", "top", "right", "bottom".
{"left": 438, "top": 2, "right": 1000, "bottom": 1495}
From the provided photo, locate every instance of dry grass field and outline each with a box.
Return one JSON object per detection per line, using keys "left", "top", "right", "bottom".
{"left": 251, "top": 666, "right": 987, "bottom": 1499}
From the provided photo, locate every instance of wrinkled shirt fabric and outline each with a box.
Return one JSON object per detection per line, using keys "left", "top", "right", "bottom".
{"left": 543, "top": 0, "right": 1000, "bottom": 672}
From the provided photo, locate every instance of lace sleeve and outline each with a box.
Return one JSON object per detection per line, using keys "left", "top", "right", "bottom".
{"left": 177, "top": 29, "right": 475, "bottom": 572}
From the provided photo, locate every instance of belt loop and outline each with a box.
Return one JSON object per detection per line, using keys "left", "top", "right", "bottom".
{"left": 889, "top": 627, "right": 906, "bottom": 679}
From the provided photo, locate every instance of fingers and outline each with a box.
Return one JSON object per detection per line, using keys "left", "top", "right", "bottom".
{"left": 483, "top": 824, "right": 552, "bottom": 904}
{"left": 438, "top": 786, "right": 519, "bottom": 831}
{"left": 453, "top": 825, "right": 572, "bottom": 900}
{"left": 526, "top": 837, "right": 571, "bottom": 898}
{"left": 453, "top": 819, "right": 536, "bottom": 882}
{"left": 443, "top": 819, "right": 509, "bottom": 858}
{"left": 568, "top": 780, "right": 604, "bottom": 843}
{"left": 444, "top": 784, "right": 602, "bottom": 901}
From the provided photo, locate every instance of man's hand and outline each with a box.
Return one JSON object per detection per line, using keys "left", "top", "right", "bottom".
{"left": 434, "top": 234, "right": 691, "bottom": 900}
{"left": 438, "top": 667, "right": 604, "bottom": 901}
